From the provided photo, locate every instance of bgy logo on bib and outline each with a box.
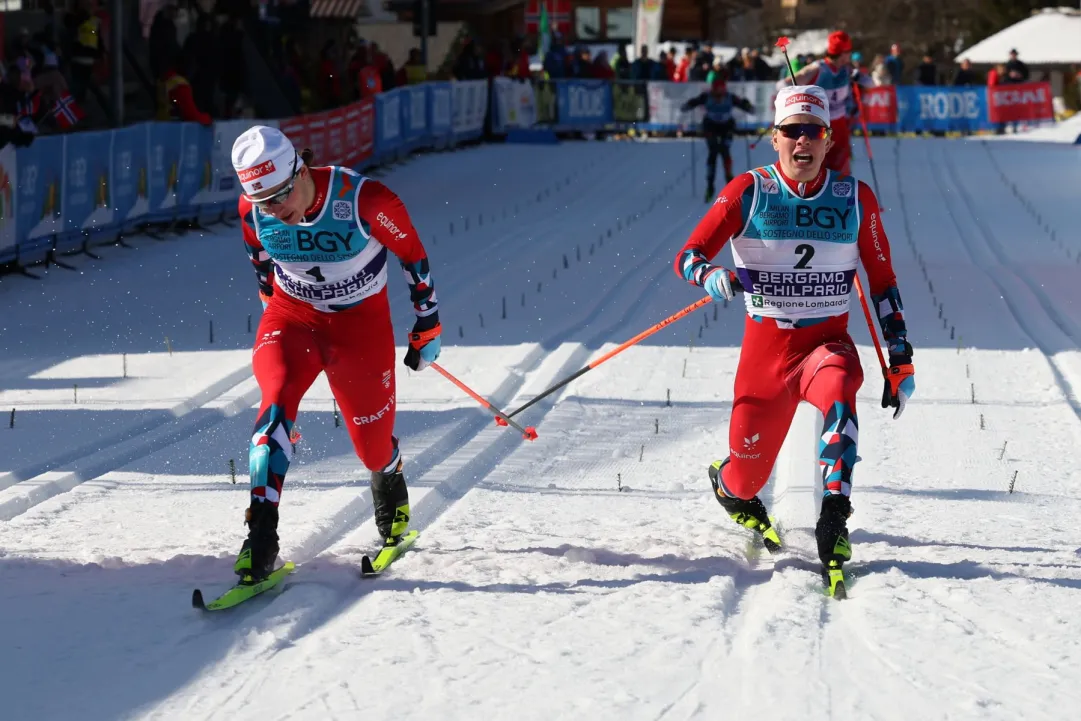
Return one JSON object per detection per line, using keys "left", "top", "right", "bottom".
{"left": 795, "top": 205, "right": 852, "bottom": 230}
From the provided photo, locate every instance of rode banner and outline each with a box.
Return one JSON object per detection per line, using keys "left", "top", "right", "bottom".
{"left": 988, "top": 81, "right": 1054, "bottom": 124}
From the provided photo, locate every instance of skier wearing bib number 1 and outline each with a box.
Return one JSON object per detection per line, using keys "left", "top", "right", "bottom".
{"left": 781, "top": 31, "right": 873, "bottom": 175}
{"left": 229, "top": 125, "right": 442, "bottom": 585}
{"left": 674, "top": 85, "right": 915, "bottom": 598}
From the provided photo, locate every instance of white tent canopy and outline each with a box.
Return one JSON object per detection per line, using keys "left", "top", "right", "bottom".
{"left": 955, "top": 7, "right": 1081, "bottom": 65}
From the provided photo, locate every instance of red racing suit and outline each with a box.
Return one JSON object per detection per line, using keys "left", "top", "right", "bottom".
{"left": 240, "top": 167, "right": 436, "bottom": 504}
{"left": 675, "top": 164, "right": 907, "bottom": 501}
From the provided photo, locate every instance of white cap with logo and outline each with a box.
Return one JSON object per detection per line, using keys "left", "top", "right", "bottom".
{"left": 774, "top": 85, "right": 831, "bottom": 127}
{"left": 231, "top": 125, "right": 302, "bottom": 198}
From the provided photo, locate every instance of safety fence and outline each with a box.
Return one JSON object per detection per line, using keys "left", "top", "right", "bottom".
{"left": 492, "top": 77, "right": 1057, "bottom": 135}
{"left": 0, "top": 76, "right": 1057, "bottom": 272}
{"left": 0, "top": 80, "right": 488, "bottom": 270}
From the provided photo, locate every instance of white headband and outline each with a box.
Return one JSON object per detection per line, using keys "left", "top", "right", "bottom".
{"left": 774, "top": 85, "right": 831, "bottom": 127}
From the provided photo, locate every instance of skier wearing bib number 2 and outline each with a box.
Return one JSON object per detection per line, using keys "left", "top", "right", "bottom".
{"left": 782, "top": 31, "right": 873, "bottom": 175}
{"left": 230, "top": 125, "right": 442, "bottom": 584}
{"left": 674, "top": 85, "right": 915, "bottom": 598}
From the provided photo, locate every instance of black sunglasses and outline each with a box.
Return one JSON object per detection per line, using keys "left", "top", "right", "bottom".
{"left": 775, "top": 123, "right": 831, "bottom": 140}
{"left": 251, "top": 152, "right": 300, "bottom": 209}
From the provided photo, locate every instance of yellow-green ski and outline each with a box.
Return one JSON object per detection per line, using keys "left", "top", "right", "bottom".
{"left": 361, "top": 531, "right": 419, "bottom": 576}
{"left": 821, "top": 562, "right": 856, "bottom": 600}
{"left": 192, "top": 562, "right": 296, "bottom": 611}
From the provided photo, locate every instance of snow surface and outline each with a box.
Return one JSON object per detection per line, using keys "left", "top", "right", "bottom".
{"left": 984, "top": 112, "right": 1081, "bottom": 144}
{"left": 2, "top": 137, "right": 1081, "bottom": 720}
{"left": 955, "top": 7, "right": 1081, "bottom": 66}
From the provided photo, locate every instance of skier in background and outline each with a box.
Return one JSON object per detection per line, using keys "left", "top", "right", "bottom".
{"left": 673, "top": 86, "right": 915, "bottom": 597}
{"left": 681, "top": 76, "right": 756, "bottom": 201}
{"left": 782, "top": 31, "right": 873, "bottom": 175}
{"left": 230, "top": 126, "right": 443, "bottom": 583}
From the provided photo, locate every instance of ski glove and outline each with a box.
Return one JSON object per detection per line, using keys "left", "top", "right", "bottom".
{"left": 703, "top": 268, "right": 737, "bottom": 303}
{"left": 882, "top": 339, "right": 915, "bottom": 420}
{"left": 405, "top": 321, "right": 441, "bottom": 372}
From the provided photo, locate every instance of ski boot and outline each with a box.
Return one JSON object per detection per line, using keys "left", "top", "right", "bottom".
{"left": 234, "top": 500, "right": 280, "bottom": 584}
{"left": 705, "top": 178, "right": 716, "bottom": 203}
{"left": 708, "top": 459, "right": 781, "bottom": 552}
{"left": 817, "top": 494, "right": 853, "bottom": 599}
{"left": 371, "top": 457, "right": 411, "bottom": 548}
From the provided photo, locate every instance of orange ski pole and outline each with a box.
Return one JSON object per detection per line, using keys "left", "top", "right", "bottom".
{"left": 852, "top": 274, "right": 888, "bottom": 377}
{"left": 430, "top": 362, "right": 538, "bottom": 441}
{"left": 500, "top": 292, "right": 726, "bottom": 423}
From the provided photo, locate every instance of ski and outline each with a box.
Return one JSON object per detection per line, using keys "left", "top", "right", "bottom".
{"left": 192, "top": 561, "right": 296, "bottom": 611}
{"left": 360, "top": 530, "right": 419, "bottom": 577}
{"left": 822, "top": 563, "right": 857, "bottom": 600}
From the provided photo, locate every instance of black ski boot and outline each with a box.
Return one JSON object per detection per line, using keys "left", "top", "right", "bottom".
{"left": 708, "top": 459, "right": 781, "bottom": 552}
{"left": 817, "top": 494, "right": 853, "bottom": 598}
{"left": 371, "top": 457, "right": 411, "bottom": 546}
{"left": 234, "top": 500, "right": 280, "bottom": 584}
{"left": 705, "top": 178, "right": 716, "bottom": 203}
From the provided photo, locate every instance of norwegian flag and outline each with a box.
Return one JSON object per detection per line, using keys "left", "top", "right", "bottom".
{"left": 525, "top": 0, "right": 571, "bottom": 35}
{"left": 52, "top": 92, "right": 86, "bottom": 129}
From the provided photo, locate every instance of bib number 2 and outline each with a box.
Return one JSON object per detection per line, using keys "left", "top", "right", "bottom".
{"left": 794, "top": 244, "right": 815, "bottom": 269}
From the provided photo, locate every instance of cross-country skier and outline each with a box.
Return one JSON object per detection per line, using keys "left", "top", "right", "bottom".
{"left": 673, "top": 85, "right": 915, "bottom": 597}
{"left": 681, "top": 77, "right": 755, "bottom": 202}
{"left": 230, "top": 126, "right": 442, "bottom": 583}
{"left": 781, "top": 31, "right": 873, "bottom": 175}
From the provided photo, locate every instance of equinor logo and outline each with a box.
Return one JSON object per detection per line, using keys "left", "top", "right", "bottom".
{"left": 568, "top": 86, "right": 605, "bottom": 117}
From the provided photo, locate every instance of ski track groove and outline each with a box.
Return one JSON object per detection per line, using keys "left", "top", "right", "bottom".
{"left": 933, "top": 143, "right": 1081, "bottom": 423}
{"left": 0, "top": 144, "right": 650, "bottom": 523}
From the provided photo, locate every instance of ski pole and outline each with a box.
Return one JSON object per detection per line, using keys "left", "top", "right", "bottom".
{"left": 852, "top": 273, "right": 888, "bottom": 378}
{"left": 750, "top": 36, "right": 797, "bottom": 151}
{"left": 430, "top": 362, "right": 538, "bottom": 441}
{"left": 851, "top": 83, "right": 882, "bottom": 200}
{"left": 499, "top": 283, "right": 742, "bottom": 423}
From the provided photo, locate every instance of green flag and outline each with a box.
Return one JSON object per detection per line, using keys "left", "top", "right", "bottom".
{"left": 539, "top": 0, "right": 551, "bottom": 59}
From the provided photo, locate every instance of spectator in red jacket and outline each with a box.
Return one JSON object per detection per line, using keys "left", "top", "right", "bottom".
{"left": 162, "top": 68, "right": 211, "bottom": 125}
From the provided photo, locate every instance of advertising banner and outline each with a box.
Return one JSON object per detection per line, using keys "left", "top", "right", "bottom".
{"left": 612, "top": 81, "right": 648, "bottom": 124}
{"left": 452, "top": 80, "right": 487, "bottom": 140}
{"left": 376, "top": 89, "right": 403, "bottom": 158}
{"left": 177, "top": 122, "right": 213, "bottom": 211}
{"left": 896, "top": 86, "right": 987, "bottom": 133}
{"left": 62, "top": 129, "right": 115, "bottom": 242}
{"left": 493, "top": 77, "right": 537, "bottom": 132}
{"left": 111, "top": 123, "right": 150, "bottom": 228}
{"left": 556, "top": 79, "right": 612, "bottom": 127}
{"left": 987, "top": 81, "right": 1054, "bottom": 124}
{"left": 147, "top": 121, "right": 183, "bottom": 220}
{"left": 858, "top": 85, "right": 898, "bottom": 127}
{"left": 403, "top": 84, "right": 428, "bottom": 146}
{"left": 16, "top": 136, "right": 64, "bottom": 253}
